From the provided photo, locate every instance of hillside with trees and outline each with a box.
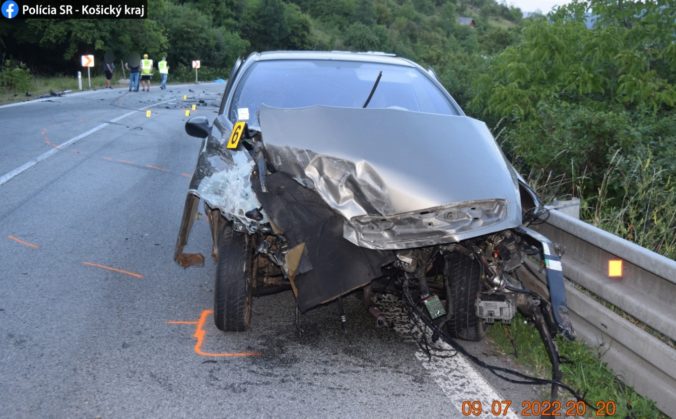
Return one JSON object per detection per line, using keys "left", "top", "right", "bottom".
{"left": 1, "top": 0, "right": 673, "bottom": 257}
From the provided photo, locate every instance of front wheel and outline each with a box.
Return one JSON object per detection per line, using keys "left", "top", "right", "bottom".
{"left": 444, "top": 251, "right": 485, "bottom": 341}
{"left": 214, "top": 227, "right": 253, "bottom": 332}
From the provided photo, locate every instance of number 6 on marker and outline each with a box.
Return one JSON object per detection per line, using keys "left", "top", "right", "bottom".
{"left": 226, "top": 121, "right": 247, "bottom": 149}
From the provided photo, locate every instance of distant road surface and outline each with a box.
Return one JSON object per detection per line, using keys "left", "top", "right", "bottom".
{"left": 0, "top": 85, "right": 537, "bottom": 418}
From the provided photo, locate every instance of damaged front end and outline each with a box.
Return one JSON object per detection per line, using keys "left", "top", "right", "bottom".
{"left": 174, "top": 105, "right": 574, "bottom": 348}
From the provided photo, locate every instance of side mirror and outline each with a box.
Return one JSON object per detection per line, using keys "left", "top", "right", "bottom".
{"left": 185, "top": 116, "right": 210, "bottom": 138}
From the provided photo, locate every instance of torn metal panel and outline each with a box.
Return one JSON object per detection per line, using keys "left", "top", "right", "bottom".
{"left": 344, "top": 199, "right": 508, "bottom": 250}
{"left": 517, "top": 226, "right": 575, "bottom": 340}
{"left": 195, "top": 149, "right": 266, "bottom": 226}
{"left": 175, "top": 118, "right": 267, "bottom": 265}
{"left": 174, "top": 193, "right": 206, "bottom": 268}
{"left": 259, "top": 106, "right": 522, "bottom": 249}
{"left": 186, "top": 125, "right": 267, "bottom": 230}
{"left": 255, "top": 172, "right": 394, "bottom": 312}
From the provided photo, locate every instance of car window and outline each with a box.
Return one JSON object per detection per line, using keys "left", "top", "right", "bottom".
{"left": 229, "top": 59, "right": 459, "bottom": 127}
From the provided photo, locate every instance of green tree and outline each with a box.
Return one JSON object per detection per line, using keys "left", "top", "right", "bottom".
{"left": 241, "top": 0, "right": 313, "bottom": 51}
{"left": 467, "top": 0, "right": 675, "bottom": 255}
{"left": 158, "top": 3, "right": 246, "bottom": 67}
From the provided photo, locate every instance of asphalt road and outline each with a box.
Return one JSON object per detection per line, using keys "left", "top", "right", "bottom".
{"left": 0, "top": 85, "right": 540, "bottom": 418}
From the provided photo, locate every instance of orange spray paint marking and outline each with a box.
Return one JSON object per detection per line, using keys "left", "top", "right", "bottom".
{"left": 81, "top": 262, "right": 144, "bottom": 279}
{"left": 41, "top": 128, "right": 80, "bottom": 154}
{"left": 168, "top": 309, "right": 261, "bottom": 358}
{"left": 41, "top": 128, "right": 58, "bottom": 149}
{"left": 7, "top": 235, "right": 39, "bottom": 249}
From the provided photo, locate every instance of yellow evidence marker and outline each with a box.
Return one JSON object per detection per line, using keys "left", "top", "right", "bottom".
{"left": 185, "top": 109, "right": 191, "bottom": 117}
{"left": 182, "top": 95, "right": 187, "bottom": 101}
{"left": 191, "top": 104, "right": 197, "bottom": 111}
{"left": 226, "top": 121, "right": 247, "bottom": 150}
{"left": 146, "top": 110, "right": 152, "bottom": 118}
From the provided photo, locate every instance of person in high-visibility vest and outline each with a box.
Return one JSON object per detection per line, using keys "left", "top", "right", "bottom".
{"left": 158, "top": 56, "right": 169, "bottom": 90}
{"left": 140, "top": 53, "right": 154, "bottom": 92}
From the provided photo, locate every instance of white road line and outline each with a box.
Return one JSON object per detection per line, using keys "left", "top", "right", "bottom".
{"left": 377, "top": 294, "right": 520, "bottom": 419}
{"left": 0, "top": 99, "right": 175, "bottom": 187}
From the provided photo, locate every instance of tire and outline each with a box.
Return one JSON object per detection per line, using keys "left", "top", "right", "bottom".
{"left": 214, "top": 227, "right": 253, "bottom": 332}
{"left": 444, "top": 251, "right": 485, "bottom": 341}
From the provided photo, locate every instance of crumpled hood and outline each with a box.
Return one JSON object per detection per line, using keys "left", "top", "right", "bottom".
{"left": 259, "top": 105, "right": 521, "bottom": 219}
{"left": 258, "top": 106, "right": 522, "bottom": 248}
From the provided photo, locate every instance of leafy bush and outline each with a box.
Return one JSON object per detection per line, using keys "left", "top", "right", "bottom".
{"left": 171, "top": 65, "right": 229, "bottom": 83}
{"left": 468, "top": 0, "right": 675, "bottom": 258}
{"left": 0, "top": 60, "right": 32, "bottom": 92}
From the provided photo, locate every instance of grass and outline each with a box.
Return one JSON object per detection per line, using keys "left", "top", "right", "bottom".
{"left": 523, "top": 150, "right": 676, "bottom": 260}
{"left": 0, "top": 74, "right": 112, "bottom": 105}
{"left": 487, "top": 314, "right": 666, "bottom": 418}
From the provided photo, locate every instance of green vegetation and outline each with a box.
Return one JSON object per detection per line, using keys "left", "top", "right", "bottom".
{"left": 468, "top": 0, "right": 675, "bottom": 258}
{"left": 0, "top": 61, "right": 109, "bottom": 103}
{"left": 0, "top": 0, "right": 673, "bottom": 257}
{"left": 488, "top": 315, "right": 666, "bottom": 418}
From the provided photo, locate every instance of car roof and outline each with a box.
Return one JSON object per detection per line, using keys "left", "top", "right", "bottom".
{"left": 245, "top": 51, "right": 419, "bottom": 67}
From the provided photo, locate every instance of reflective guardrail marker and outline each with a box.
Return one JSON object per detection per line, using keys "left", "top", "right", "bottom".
{"left": 608, "top": 259, "right": 623, "bottom": 278}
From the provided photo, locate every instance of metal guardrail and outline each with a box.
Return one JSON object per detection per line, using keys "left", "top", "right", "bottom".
{"left": 532, "top": 209, "right": 676, "bottom": 414}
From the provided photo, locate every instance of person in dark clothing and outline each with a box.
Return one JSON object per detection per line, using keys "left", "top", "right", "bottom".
{"left": 125, "top": 62, "right": 140, "bottom": 92}
{"left": 104, "top": 62, "right": 115, "bottom": 89}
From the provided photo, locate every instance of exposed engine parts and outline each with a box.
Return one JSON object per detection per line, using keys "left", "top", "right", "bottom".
{"left": 476, "top": 295, "right": 516, "bottom": 324}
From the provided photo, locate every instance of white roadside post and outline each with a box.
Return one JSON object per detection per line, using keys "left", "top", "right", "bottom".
{"left": 77, "top": 71, "right": 82, "bottom": 90}
{"left": 81, "top": 54, "right": 95, "bottom": 89}
{"left": 192, "top": 60, "right": 201, "bottom": 83}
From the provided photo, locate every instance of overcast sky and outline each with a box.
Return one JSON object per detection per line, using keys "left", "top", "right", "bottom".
{"left": 505, "top": 0, "right": 572, "bottom": 13}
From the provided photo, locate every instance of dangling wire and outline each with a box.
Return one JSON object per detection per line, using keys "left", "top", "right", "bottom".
{"left": 400, "top": 280, "right": 595, "bottom": 408}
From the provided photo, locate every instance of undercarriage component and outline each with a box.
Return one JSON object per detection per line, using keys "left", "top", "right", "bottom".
{"left": 422, "top": 295, "right": 446, "bottom": 320}
{"left": 364, "top": 285, "right": 389, "bottom": 327}
{"left": 368, "top": 305, "right": 388, "bottom": 328}
{"left": 337, "top": 297, "right": 347, "bottom": 333}
{"left": 475, "top": 295, "right": 516, "bottom": 324}
{"left": 517, "top": 226, "right": 575, "bottom": 340}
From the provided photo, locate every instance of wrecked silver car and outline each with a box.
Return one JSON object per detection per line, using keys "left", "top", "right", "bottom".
{"left": 174, "top": 52, "right": 574, "bottom": 355}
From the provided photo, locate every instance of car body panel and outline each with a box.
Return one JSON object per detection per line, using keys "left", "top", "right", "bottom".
{"left": 258, "top": 105, "right": 522, "bottom": 249}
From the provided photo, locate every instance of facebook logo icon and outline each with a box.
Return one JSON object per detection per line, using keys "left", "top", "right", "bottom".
{"left": 2, "top": 0, "right": 19, "bottom": 19}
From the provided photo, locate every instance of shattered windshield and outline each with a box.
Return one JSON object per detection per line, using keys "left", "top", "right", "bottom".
{"left": 228, "top": 59, "right": 460, "bottom": 127}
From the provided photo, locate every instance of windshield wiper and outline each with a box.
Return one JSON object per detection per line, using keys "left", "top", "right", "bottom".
{"left": 362, "top": 71, "right": 383, "bottom": 108}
